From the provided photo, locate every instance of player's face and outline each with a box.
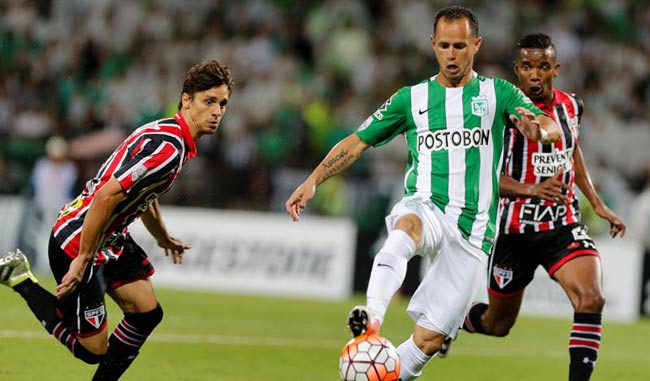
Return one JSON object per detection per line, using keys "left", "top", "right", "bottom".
{"left": 181, "top": 85, "right": 230, "bottom": 139}
{"left": 430, "top": 18, "right": 482, "bottom": 87}
{"left": 514, "top": 47, "right": 559, "bottom": 103}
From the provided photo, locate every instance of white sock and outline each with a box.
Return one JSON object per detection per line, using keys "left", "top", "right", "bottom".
{"left": 396, "top": 335, "right": 432, "bottom": 381}
{"left": 366, "top": 229, "right": 416, "bottom": 324}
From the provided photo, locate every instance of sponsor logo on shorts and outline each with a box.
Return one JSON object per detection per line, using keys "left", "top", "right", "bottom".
{"left": 84, "top": 306, "right": 106, "bottom": 329}
{"left": 493, "top": 265, "right": 513, "bottom": 289}
{"left": 566, "top": 241, "right": 581, "bottom": 250}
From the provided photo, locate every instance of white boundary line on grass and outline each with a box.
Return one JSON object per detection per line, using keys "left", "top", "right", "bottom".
{"left": 0, "top": 329, "right": 646, "bottom": 364}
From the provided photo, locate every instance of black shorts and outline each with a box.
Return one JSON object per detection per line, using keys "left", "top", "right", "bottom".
{"left": 488, "top": 223, "right": 599, "bottom": 298}
{"left": 48, "top": 233, "right": 155, "bottom": 337}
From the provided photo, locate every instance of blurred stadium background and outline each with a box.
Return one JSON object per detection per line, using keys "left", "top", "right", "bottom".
{"left": 0, "top": 0, "right": 649, "bottom": 380}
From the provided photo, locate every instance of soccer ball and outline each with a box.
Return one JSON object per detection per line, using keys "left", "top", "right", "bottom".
{"left": 339, "top": 333, "right": 401, "bottom": 381}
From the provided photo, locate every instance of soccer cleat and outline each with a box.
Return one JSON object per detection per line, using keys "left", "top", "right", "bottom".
{"left": 0, "top": 249, "right": 38, "bottom": 288}
{"left": 437, "top": 337, "right": 453, "bottom": 358}
{"left": 347, "top": 305, "right": 380, "bottom": 338}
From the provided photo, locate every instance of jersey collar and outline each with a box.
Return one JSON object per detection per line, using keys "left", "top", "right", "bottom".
{"left": 174, "top": 112, "right": 197, "bottom": 159}
{"left": 533, "top": 88, "right": 560, "bottom": 114}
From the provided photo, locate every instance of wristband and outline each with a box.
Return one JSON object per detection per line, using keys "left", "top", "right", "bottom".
{"left": 540, "top": 128, "right": 549, "bottom": 143}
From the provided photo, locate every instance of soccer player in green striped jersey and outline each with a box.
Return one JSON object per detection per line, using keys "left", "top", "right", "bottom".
{"left": 286, "top": 5, "right": 561, "bottom": 380}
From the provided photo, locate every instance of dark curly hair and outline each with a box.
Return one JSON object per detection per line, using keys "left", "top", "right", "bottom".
{"left": 177, "top": 60, "right": 234, "bottom": 110}
{"left": 517, "top": 33, "right": 555, "bottom": 50}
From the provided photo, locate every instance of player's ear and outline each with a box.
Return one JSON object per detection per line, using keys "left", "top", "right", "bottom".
{"left": 429, "top": 34, "right": 435, "bottom": 49}
{"left": 473, "top": 35, "right": 482, "bottom": 52}
{"left": 181, "top": 93, "right": 191, "bottom": 110}
{"left": 554, "top": 63, "right": 560, "bottom": 77}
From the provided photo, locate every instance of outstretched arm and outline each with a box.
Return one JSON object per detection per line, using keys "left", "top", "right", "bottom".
{"left": 510, "top": 107, "right": 561, "bottom": 144}
{"left": 285, "top": 133, "right": 370, "bottom": 221}
{"left": 573, "top": 144, "right": 626, "bottom": 238}
{"left": 141, "top": 199, "right": 190, "bottom": 264}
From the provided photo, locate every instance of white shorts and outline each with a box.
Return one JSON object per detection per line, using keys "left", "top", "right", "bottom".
{"left": 385, "top": 196, "right": 487, "bottom": 338}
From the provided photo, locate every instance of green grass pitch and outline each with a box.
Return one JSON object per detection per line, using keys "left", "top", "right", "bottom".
{"left": 1, "top": 281, "right": 648, "bottom": 381}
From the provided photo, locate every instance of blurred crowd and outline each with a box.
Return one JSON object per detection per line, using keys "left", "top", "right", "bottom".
{"left": 1, "top": 0, "right": 649, "bottom": 237}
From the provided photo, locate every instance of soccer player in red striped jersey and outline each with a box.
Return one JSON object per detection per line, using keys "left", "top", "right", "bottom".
{"left": 457, "top": 34, "right": 625, "bottom": 381}
{"left": 0, "top": 60, "right": 233, "bottom": 381}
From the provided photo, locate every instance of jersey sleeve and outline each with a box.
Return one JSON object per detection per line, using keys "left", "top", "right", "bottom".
{"left": 355, "top": 87, "right": 409, "bottom": 147}
{"left": 571, "top": 93, "right": 584, "bottom": 123}
{"left": 113, "top": 137, "right": 181, "bottom": 194}
{"left": 497, "top": 78, "right": 545, "bottom": 120}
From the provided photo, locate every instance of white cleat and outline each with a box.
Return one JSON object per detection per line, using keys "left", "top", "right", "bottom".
{"left": 0, "top": 249, "right": 38, "bottom": 288}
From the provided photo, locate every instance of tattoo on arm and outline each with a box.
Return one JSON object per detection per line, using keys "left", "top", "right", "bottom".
{"left": 321, "top": 149, "right": 357, "bottom": 178}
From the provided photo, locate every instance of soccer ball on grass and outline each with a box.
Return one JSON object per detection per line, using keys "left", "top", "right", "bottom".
{"left": 339, "top": 333, "right": 400, "bottom": 381}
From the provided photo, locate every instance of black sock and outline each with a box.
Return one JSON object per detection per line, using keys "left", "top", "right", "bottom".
{"left": 569, "top": 312, "right": 601, "bottom": 381}
{"left": 13, "top": 279, "right": 60, "bottom": 333}
{"left": 462, "top": 302, "right": 488, "bottom": 334}
{"left": 92, "top": 305, "right": 163, "bottom": 381}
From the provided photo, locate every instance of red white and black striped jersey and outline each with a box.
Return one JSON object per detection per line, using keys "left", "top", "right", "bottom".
{"left": 52, "top": 113, "right": 197, "bottom": 263}
{"left": 499, "top": 89, "right": 583, "bottom": 234}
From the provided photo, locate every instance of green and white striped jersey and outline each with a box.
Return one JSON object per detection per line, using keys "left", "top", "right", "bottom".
{"left": 356, "top": 74, "right": 543, "bottom": 254}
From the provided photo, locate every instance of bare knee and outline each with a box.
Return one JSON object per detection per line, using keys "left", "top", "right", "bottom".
{"left": 575, "top": 291, "right": 606, "bottom": 313}
{"left": 482, "top": 312, "right": 517, "bottom": 337}
{"left": 412, "top": 327, "right": 445, "bottom": 356}
{"left": 78, "top": 336, "right": 108, "bottom": 355}
{"left": 394, "top": 214, "right": 423, "bottom": 245}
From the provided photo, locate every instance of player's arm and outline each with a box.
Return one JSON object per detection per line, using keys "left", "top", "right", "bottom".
{"left": 141, "top": 199, "right": 190, "bottom": 264}
{"left": 510, "top": 107, "right": 561, "bottom": 144}
{"left": 285, "top": 133, "right": 370, "bottom": 221}
{"left": 56, "top": 177, "right": 127, "bottom": 298}
{"left": 573, "top": 144, "right": 626, "bottom": 238}
{"left": 499, "top": 169, "right": 568, "bottom": 201}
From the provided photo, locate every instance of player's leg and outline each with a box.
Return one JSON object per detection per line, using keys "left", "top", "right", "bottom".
{"left": 397, "top": 212, "right": 485, "bottom": 380}
{"left": 463, "top": 232, "right": 534, "bottom": 336}
{"left": 349, "top": 198, "right": 430, "bottom": 336}
{"left": 550, "top": 225, "right": 603, "bottom": 381}
{"left": 364, "top": 214, "right": 420, "bottom": 322}
{"left": 0, "top": 245, "right": 107, "bottom": 364}
{"left": 92, "top": 235, "right": 160, "bottom": 381}
{"left": 397, "top": 326, "right": 444, "bottom": 381}
{"left": 94, "top": 279, "right": 161, "bottom": 381}
{"left": 464, "top": 293, "right": 523, "bottom": 336}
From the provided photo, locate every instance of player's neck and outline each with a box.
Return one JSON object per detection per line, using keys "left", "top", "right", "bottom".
{"left": 538, "top": 89, "right": 555, "bottom": 107}
{"left": 180, "top": 110, "right": 201, "bottom": 142}
{"left": 436, "top": 72, "right": 474, "bottom": 88}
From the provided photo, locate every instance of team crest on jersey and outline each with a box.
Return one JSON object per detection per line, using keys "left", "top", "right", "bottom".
{"left": 131, "top": 165, "right": 147, "bottom": 182}
{"left": 84, "top": 306, "right": 106, "bottom": 329}
{"left": 471, "top": 95, "right": 489, "bottom": 116}
{"left": 492, "top": 265, "right": 513, "bottom": 289}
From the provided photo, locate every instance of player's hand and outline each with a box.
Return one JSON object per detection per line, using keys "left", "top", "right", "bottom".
{"left": 593, "top": 203, "right": 626, "bottom": 238}
{"left": 56, "top": 256, "right": 90, "bottom": 298}
{"left": 285, "top": 181, "right": 316, "bottom": 222}
{"left": 158, "top": 236, "right": 190, "bottom": 264}
{"left": 510, "top": 107, "right": 544, "bottom": 142}
{"left": 532, "top": 168, "right": 569, "bottom": 202}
